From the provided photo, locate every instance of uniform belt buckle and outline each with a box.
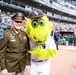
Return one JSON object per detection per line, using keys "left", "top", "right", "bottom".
{"left": 38, "top": 59, "right": 47, "bottom": 62}
{"left": 37, "top": 60, "right": 45, "bottom": 62}
{"left": 32, "top": 59, "right": 47, "bottom": 62}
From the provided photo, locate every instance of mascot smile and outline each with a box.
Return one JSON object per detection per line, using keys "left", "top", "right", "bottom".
{"left": 25, "top": 9, "right": 58, "bottom": 60}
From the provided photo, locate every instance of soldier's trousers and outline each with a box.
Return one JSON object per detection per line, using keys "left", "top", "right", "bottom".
{"left": 1, "top": 71, "right": 25, "bottom": 75}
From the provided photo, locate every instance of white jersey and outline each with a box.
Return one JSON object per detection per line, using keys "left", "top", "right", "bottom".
{"left": 29, "top": 35, "right": 56, "bottom": 61}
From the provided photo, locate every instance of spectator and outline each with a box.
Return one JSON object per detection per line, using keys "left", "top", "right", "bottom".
{"left": 0, "top": 16, "right": 2, "bottom": 23}
{"left": 0, "top": 28, "right": 4, "bottom": 40}
{"left": 54, "top": 29, "right": 60, "bottom": 50}
{"left": 73, "top": 30, "right": 76, "bottom": 46}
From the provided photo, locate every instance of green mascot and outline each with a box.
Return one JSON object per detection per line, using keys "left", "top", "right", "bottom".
{"left": 25, "top": 9, "right": 58, "bottom": 75}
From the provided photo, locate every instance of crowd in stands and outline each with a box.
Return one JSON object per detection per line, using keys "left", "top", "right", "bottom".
{"left": 0, "top": 10, "right": 76, "bottom": 40}
{"left": 0, "top": 10, "right": 13, "bottom": 39}
{"left": 53, "top": 0, "right": 76, "bottom": 11}
{"left": 52, "top": 1, "right": 76, "bottom": 16}
{"left": 52, "top": 20, "right": 76, "bottom": 32}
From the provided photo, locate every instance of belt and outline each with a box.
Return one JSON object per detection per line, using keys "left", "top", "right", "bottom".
{"left": 32, "top": 59, "right": 47, "bottom": 62}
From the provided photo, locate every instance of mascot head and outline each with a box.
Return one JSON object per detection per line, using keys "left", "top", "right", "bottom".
{"left": 25, "top": 9, "right": 52, "bottom": 44}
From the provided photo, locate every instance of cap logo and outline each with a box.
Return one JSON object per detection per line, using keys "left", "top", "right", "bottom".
{"left": 34, "top": 11, "right": 39, "bottom": 15}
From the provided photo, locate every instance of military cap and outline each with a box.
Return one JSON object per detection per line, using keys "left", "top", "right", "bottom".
{"left": 28, "top": 9, "right": 44, "bottom": 19}
{"left": 11, "top": 12, "right": 25, "bottom": 21}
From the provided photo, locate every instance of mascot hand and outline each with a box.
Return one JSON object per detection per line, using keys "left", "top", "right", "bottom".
{"left": 28, "top": 48, "right": 58, "bottom": 60}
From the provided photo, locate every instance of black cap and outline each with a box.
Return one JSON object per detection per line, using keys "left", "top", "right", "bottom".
{"left": 28, "top": 9, "right": 44, "bottom": 19}
{"left": 11, "top": 12, "right": 25, "bottom": 22}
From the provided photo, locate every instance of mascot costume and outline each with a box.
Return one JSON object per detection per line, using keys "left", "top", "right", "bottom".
{"left": 25, "top": 9, "right": 58, "bottom": 75}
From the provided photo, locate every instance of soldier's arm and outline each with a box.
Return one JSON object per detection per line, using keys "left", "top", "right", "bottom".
{"left": 0, "top": 31, "right": 8, "bottom": 70}
{"left": 25, "top": 38, "right": 31, "bottom": 66}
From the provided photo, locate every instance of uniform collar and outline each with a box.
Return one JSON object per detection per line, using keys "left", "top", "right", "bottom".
{"left": 13, "top": 28, "right": 21, "bottom": 35}
{"left": 14, "top": 29, "right": 19, "bottom": 34}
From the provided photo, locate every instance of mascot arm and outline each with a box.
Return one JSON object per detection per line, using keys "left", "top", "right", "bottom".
{"left": 28, "top": 36, "right": 58, "bottom": 60}
{"left": 29, "top": 47, "right": 57, "bottom": 60}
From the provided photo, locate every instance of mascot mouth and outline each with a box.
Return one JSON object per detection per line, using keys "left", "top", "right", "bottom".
{"left": 33, "top": 35, "right": 48, "bottom": 44}
{"left": 36, "top": 40, "right": 46, "bottom": 44}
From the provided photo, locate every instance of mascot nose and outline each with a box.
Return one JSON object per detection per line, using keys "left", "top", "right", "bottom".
{"left": 33, "top": 36, "right": 37, "bottom": 40}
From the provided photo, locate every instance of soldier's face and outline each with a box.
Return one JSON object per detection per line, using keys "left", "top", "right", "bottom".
{"left": 13, "top": 21, "right": 24, "bottom": 30}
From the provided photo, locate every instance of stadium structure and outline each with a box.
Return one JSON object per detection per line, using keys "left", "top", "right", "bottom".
{"left": 0, "top": 0, "right": 76, "bottom": 45}
{"left": 0, "top": 0, "right": 76, "bottom": 22}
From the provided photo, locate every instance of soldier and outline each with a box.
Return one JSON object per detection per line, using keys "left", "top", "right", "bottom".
{"left": 0, "top": 12, "right": 30, "bottom": 75}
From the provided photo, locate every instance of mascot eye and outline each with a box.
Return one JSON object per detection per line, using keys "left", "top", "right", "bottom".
{"left": 32, "top": 21, "right": 38, "bottom": 28}
{"left": 39, "top": 20, "right": 44, "bottom": 26}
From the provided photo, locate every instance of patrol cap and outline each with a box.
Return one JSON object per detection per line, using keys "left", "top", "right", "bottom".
{"left": 28, "top": 9, "right": 44, "bottom": 19}
{"left": 11, "top": 12, "right": 25, "bottom": 22}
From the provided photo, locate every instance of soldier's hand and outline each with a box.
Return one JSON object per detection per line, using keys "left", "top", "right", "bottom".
{"left": 24, "top": 66, "right": 30, "bottom": 71}
{"left": 1, "top": 69, "right": 8, "bottom": 75}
